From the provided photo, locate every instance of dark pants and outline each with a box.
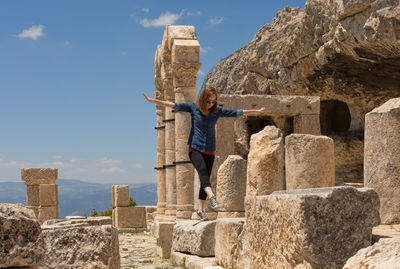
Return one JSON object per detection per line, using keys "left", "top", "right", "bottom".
{"left": 189, "top": 149, "right": 215, "bottom": 200}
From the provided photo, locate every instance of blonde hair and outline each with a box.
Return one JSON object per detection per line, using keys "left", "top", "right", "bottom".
{"left": 197, "top": 86, "right": 218, "bottom": 115}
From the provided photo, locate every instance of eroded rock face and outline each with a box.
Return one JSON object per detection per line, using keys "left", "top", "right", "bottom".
{"left": 204, "top": 0, "right": 400, "bottom": 184}
{"left": 39, "top": 218, "right": 120, "bottom": 269}
{"left": 0, "top": 203, "right": 44, "bottom": 267}
{"left": 343, "top": 238, "right": 400, "bottom": 268}
{"left": 204, "top": 0, "right": 400, "bottom": 123}
{"left": 171, "top": 220, "right": 216, "bottom": 257}
{"left": 244, "top": 187, "right": 380, "bottom": 269}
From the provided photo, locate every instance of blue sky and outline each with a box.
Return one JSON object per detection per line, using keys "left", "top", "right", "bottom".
{"left": 0, "top": 0, "right": 306, "bottom": 184}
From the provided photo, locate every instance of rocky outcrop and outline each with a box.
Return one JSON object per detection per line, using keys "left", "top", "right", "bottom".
{"left": 0, "top": 203, "right": 44, "bottom": 268}
{"left": 39, "top": 217, "right": 120, "bottom": 269}
{"left": 204, "top": 0, "right": 400, "bottom": 120}
{"left": 343, "top": 238, "right": 400, "bottom": 268}
{"left": 204, "top": 0, "right": 400, "bottom": 183}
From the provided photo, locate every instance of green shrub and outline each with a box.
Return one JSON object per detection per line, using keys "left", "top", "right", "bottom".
{"left": 90, "top": 208, "right": 98, "bottom": 217}
{"left": 129, "top": 197, "right": 136, "bottom": 207}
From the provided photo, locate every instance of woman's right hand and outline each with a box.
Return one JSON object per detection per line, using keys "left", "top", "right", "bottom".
{"left": 143, "top": 93, "right": 154, "bottom": 103}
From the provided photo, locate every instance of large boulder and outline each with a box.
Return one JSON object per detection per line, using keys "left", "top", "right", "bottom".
{"left": 244, "top": 187, "right": 380, "bottom": 269}
{"left": 39, "top": 218, "right": 120, "bottom": 269}
{"left": 172, "top": 220, "right": 216, "bottom": 257}
{"left": 0, "top": 203, "right": 44, "bottom": 268}
{"left": 343, "top": 238, "right": 400, "bottom": 268}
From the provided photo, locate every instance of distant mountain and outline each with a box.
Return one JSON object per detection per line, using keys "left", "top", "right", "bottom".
{"left": 0, "top": 179, "right": 157, "bottom": 218}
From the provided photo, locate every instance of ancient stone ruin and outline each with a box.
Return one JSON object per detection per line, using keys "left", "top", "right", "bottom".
{"left": 151, "top": 2, "right": 400, "bottom": 265}
{"left": 1, "top": 0, "right": 399, "bottom": 268}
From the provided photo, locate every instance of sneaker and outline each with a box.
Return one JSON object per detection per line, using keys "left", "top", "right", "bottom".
{"left": 209, "top": 196, "right": 219, "bottom": 209}
{"left": 197, "top": 211, "right": 208, "bottom": 221}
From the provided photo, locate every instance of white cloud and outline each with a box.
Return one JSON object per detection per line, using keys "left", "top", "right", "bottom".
{"left": 186, "top": 10, "right": 201, "bottom": 16}
{"left": 39, "top": 161, "right": 65, "bottom": 167}
{"left": 18, "top": 25, "right": 45, "bottom": 40}
{"left": 64, "top": 41, "right": 70, "bottom": 46}
{"left": 0, "top": 160, "right": 18, "bottom": 167}
{"left": 101, "top": 167, "right": 125, "bottom": 173}
{"left": 53, "top": 155, "right": 63, "bottom": 159}
{"left": 198, "top": 69, "right": 205, "bottom": 76}
{"left": 200, "top": 46, "right": 212, "bottom": 53}
{"left": 139, "top": 11, "right": 182, "bottom": 27}
{"left": 132, "top": 163, "right": 143, "bottom": 169}
{"left": 142, "top": 8, "right": 150, "bottom": 13}
{"left": 209, "top": 17, "right": 224, "bottom": 25}
{"left": 99, "top": 157, "right": 121, "bottom": 166}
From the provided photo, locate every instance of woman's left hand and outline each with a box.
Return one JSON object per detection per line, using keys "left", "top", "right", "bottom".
{"left": 259, "top": 107, "right": 265, "bottom": 114}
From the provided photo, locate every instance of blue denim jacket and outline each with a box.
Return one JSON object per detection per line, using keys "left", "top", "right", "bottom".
{"left": 174, "top": 102, "right": 243, "bottom": 152}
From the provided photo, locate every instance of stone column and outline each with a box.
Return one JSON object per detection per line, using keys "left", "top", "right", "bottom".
{"left": 21, "top": 168, "right": 58, "bottom": 222}
{"left": 172, "top": 38, "right": 201, "bottom": 220}
{"left": 364, "top": 97, "right": 400, "bottom": 224}
{"left": 164, "top": 106, "right": 177, "bottom": 221}
{"left": 155, "top": 45, "right": 167, "bottom": 220}
{"left": 285, "top": 134, "right": 335, "bottom": 189}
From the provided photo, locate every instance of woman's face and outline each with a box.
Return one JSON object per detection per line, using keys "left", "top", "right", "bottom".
{"left": 207, "top": 94, "right": 217, "bottom": 109}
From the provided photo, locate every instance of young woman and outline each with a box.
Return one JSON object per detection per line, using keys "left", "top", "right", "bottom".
{"left": 143, "top": 86, "right": 265, "bottom": 221}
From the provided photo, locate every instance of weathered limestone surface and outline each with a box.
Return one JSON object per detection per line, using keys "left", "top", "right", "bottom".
{"left": 343, "top": 238, "right": 400, "bottom": 269}
{"left": 365, "top": 97, "right": 400, "bottom": 224}
{"left": 285, "top": 134, "right": 335, "bottom": 189}
{"left": 40, "top": 219, "right": 120, "bottom": 269}
{"left": 0, "top": 203, "right": 44, "bottom": 268}
{"left": 27, "top": 185, "right": 40, "bottom": 206}
{"left": 21, "top": 168, "right": 58, "bottom": 185}
{"left": 172, "top": 220, "right": 216, "bottom": 257}
{"left": 215, "top": 218, "right": 245, "bottom": 268}
{"left": 112, "top": 185, "right": 130, "bottom": 207}
{"left": 38, "top": 206, "right": 58, "bottom": 223}
{"left": 154, "top": 221, "right": 175, "bottom": 259}
{"left": 245, "top": 187, "right": 380, "bottom": 269}
{"left": 247, "top": 126, "right": 284, "bottom": 196}
{"left": 39, "top": 184, "right": 58, "bottom": 206}
{"left": 216, "top": 155, "right": 247, "bottom": 212}
{"left": 42, "top": 216, "right": 111, "bottom": 229}
{"left": 113, "top": 206, "right": 146, "bottom": 229}
{"left": 171, "top": 251, "right": 220, "bottom": 269}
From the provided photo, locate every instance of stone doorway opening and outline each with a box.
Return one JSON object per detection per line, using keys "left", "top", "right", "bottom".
{"left": 320, "top": 100, "right": 351, "bottom": 134}
{"left": 245, "top": 115, "right": 294, "bottom": 144}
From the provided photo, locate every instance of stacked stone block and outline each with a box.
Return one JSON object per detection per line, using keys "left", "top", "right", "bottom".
{"left": 21, "top": 168, "right": 58, "bottom": 222}
{"left": 365, "top": 97, "right": 400, "bottom": 224}
{"left": 112, "top": 185, "right": 146, "bottom": 232}
{"left": 243, "top": 187, "right": 380, "bottom": 269}
{"left": 285, "top": 134, "right": 335, "bottom": 189}
{"left": 216, "top": 155, "right": 247, "bottom": 218}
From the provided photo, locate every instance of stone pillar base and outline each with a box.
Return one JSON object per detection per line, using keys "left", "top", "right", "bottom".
{"left": 191, "top": 211, "right": 217, "bottom": 221}
{"left": 217, "top": 211, "right": 245, "bottom": 218}
{"left": 176, "top": 210, "right": 193, "bottom": 220}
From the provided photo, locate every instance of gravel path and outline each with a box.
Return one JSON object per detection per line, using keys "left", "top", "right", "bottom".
{"left": 119, "top": 231, "right": 182, "bottom": 269}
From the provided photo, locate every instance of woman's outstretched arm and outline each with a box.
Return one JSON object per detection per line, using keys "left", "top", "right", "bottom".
{"left": 243, "top": 107, "right": 266, "bottom": 116}
{"left": 143, "top": 93, "right": 175, "bottom": 107}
